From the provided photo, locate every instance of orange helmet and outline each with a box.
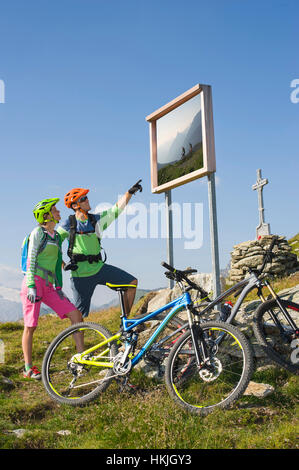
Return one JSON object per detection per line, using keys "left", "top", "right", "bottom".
{"left": 64, "top": 188, "right": 89, "bottom": 208}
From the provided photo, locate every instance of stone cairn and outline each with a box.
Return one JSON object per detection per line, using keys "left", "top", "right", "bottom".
{"left": 227, "top": 235, "right": 299, "bottom": 285}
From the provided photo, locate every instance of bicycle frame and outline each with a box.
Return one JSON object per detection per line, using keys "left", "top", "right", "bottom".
{"left": 76, "top": 291, "right": 192, "bottom": 369}
{"left": 195, "top": 273, "right": 264, "bottom": 323}
{"left": 196, "top": 271, "right": 297, "bottom": 332}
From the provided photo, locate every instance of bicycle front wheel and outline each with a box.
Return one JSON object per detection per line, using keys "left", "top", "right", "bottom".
{"left": 165, "top": 321, "right": 254, "bottom": 415}
{"left": 253, "top": 298, "right": 299, "bottom": 374}
{"left": 42, "top": 322, "right": 118, "bottom": 406}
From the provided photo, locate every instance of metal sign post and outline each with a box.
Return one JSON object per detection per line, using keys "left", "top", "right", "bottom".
{"left": 165, "top": 190, "right": 174, "bottom": 288}
{"left": 207, "top": 173, "right": 221, "bottom": 299}
{"left": 146, "top": 84, "right": 220, "bottom": 295}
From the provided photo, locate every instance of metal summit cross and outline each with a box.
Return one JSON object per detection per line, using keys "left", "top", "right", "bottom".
{"left": 252, "top": 168, "right": 271, "bottom": 239}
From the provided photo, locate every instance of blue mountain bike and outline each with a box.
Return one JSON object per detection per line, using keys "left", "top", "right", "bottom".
{"left": 42, "top": 263, "right": 254, "bottom": 415}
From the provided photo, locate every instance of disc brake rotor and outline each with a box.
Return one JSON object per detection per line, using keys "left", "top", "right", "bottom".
{"left": 199, "top": 357, "right": 222, "bottom": 382}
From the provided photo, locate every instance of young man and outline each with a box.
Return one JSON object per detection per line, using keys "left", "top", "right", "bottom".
{"left": 21, "top": 198, "right": 83, "bottom": 380}
{"left": 57, "top": 180, "right": 142, "bottom": 318}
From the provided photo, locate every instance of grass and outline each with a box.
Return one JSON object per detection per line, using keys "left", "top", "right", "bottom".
{"left": 0, "top": 279, "right": 298, "bottom": 449}
{"left": 224, "top": 272, "right": 299, "bottom": 305}
{"left": 158, "top": 145, "right": 203, "bottom": 186}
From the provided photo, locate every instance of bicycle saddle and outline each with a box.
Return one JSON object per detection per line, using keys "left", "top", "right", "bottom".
{"left": 106, "top": 282, "right": 137, "bottom": 292}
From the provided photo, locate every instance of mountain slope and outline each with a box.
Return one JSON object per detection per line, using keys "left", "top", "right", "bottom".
{"left": 289, "top": 233, "right": 299, "bottom": 259}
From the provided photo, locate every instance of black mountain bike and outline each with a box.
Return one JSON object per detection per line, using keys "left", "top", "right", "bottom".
{"left": 164, "top": 236, "right": 299, "bottom": 374}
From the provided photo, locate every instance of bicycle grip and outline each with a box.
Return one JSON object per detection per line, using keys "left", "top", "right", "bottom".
{"left": 161, "top": 261, "right": 176, "bottom": 272}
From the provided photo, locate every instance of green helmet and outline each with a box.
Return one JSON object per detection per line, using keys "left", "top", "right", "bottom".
{"left": 33, "top": 198, "right": 60, "bottom": 224}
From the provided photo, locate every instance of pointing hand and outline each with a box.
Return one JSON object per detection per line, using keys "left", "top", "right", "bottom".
{"left": 128, "top": 179, "right": 143, "bottom": 195}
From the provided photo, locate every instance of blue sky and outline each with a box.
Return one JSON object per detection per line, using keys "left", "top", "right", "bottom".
{"left": 0, "top": 0, "right": 298, "bottom": 303}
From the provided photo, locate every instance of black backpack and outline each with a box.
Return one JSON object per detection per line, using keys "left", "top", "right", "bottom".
{"left": 64, "top": 214, "right": 107, "bottom": 271}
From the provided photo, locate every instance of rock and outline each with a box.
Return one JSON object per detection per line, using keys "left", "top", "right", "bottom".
{"left": 228, "top": 235, "right": 299, "bottom": 283}
{"left": 4, "top": 429, "right": 27, "bottom": 438}
{"left": 234, "top": 255, "right": 264, "bottom": 269}
{"left": 244, "top": 381, "right": 274, "bottom": 398}
{"left": 278, "top": 285, "right": 299, "bottom": 305}
{"left": 134, "top": 291, "right": 159, "bottom": 316}
{"left": 0, "top": 376, "right": 15, "bottom": 391}
{"left": 147, "top": 289, "right": 172, "bottom": 313}
{"left": 256, "top": 365, "right": 277, "bottom": 372}
{"left": 57, "top": 430, "right": 71, "bottom": 436}
{"left": 134, "top": 359, "right": 163, "bottom": 380}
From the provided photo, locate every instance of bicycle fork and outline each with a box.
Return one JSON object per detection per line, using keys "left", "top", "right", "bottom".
{"left": 186, "top": 306, "right": 209, "bottom": 367}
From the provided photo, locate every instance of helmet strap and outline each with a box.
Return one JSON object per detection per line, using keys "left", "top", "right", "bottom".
{"left": 76, "top": 204, "right": 88, "bottom": 218}
{"left": 43, "top": 212, "right": 58, "bottom": 224}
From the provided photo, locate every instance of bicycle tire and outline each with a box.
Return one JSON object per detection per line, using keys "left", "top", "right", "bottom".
{"left": 165, "top": 321, "right": 254, "bottom": 415}
{"left": 253, "top": 298, "right": 299, "bottom": 374}
{"left": 42, "top": 322, "right": 118, "bottom": 406}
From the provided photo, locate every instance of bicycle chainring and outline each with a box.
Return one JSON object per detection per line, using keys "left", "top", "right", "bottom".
{"left": 113, "top": 352, "right": 132, "bottom": 375}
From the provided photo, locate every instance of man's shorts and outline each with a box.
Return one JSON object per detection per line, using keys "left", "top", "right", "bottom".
{"left": 70, "top": 263, "right": 136, "bottom": 317}
{"left": 21, "top": 275, "right": 76, "bottom": 327}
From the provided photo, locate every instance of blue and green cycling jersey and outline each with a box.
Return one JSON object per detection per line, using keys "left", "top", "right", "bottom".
{"left": 57, "top": 204, "right": 123, "bottom": 278}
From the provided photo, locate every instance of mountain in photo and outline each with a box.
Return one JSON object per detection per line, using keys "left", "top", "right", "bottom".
{"left": 157, "top": 110, "right": 202, "bottom": 169}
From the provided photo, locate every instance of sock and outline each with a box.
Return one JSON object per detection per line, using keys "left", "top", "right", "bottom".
{"left": 25, "top": 364, "right": 32, "bottom": 372}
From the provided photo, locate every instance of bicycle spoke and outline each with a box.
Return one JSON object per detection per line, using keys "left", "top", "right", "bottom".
{"left": 166, "top": 322, "right": 253, "bottom": 414}
{"left": 254, "top": 299, "right": 299, "bottom": 373}
{"left": 42, "top": 323, "right": 118, "bottom": 405}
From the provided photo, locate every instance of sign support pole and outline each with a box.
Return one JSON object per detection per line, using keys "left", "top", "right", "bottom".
{"left": 165, "top": 190, "right": 174, "bottom": 289}
{"left": 207, "top": 173, "right": 221, "bottom": 299}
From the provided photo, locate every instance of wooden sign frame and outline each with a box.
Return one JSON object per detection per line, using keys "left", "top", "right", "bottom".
{"left": 146, "top": 84, "right": 216, "bottom": 194}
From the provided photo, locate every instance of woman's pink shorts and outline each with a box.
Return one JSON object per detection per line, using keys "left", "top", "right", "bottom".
{"left": 21, "top": 275, "right": 77, "bottom": 327}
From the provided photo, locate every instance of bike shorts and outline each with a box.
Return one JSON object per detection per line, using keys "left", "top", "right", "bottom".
{"left": 21, "top": 275, "right": 77, "bottom": 327}
{"left": 70, "top": 263, "right": 136, "bottom": 317}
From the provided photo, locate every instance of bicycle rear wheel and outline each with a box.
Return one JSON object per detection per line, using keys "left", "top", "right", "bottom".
{"left": 165, "top": 321, "right": 254, "bottom": 415}
{"left": 42, "top": 322, "right": 118, "bottom": 406}
{"left": 253, "top": 298, "right": 299, "bottom": 374}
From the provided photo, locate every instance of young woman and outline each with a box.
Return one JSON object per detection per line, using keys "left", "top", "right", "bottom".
{"left": 21, "top": 198, "right": 83, "bottom": 380}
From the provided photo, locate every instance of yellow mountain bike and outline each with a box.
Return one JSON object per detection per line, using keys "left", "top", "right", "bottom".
{"left": 42, "top": 264, "right": 254, "bottom": 415}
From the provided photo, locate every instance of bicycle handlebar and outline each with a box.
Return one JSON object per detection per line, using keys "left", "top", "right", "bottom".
{"left": 161, "top": 261, "right": 210, "bottom": 300}
{"left": 161, "top": 261, "right": 197, "bottom": 276}
{"left": 161, "top": 261, "right": 176, "bottom": 272}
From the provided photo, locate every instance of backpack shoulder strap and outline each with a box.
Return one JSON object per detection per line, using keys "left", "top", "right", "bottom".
{"left": 37, "top": 226, "right": 48, "bottom": 255}
{"left": 87, "top": 213, "right": 106, "bottom": 261}
{"left": 53, "top": 229, "right": 62, "bottom": 251}
{"left": 67, "top": 215, "right": 77, "bottom": 259}
{"left": 88, "top": 213, "right": 97, "bottom": 230}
